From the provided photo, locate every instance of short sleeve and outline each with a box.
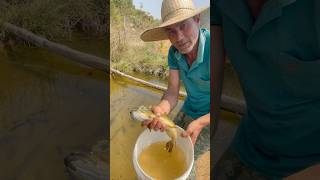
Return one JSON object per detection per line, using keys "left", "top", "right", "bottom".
{"left": 168, "top": 46, "right": 179, "bottom": 70}
{"left": 211, "top": 0, "right": 222, "bottom": 26}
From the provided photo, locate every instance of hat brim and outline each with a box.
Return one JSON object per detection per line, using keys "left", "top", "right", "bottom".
{"left": 140, "top": 6, "right": 209, "bottom": 42}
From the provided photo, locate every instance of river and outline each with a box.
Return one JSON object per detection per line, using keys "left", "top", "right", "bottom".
{"left": 0, "top": 34, "right": 107, "bottom": 180}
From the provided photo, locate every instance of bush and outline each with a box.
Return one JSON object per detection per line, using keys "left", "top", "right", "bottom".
{"left": 110, "top": 0, "right": 169, "bottom": 79}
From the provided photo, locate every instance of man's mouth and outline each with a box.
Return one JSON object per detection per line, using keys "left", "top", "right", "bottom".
{"left": 178, "top": 42, "right": 189, "bottom": 49}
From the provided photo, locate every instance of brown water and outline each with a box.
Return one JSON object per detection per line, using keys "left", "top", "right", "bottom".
{"left": 0, "top": 35, "right": 108, "bottom": 180}
{"left": 138, "top": 141, "right": 187, "bottom": 180}
{"left": 110, "top": 75, "right": 184, "bottom": 179}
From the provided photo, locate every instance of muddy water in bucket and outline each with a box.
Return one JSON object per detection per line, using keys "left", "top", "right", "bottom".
{"left": 139, "top": 141, "right": 187, "bottom": 179}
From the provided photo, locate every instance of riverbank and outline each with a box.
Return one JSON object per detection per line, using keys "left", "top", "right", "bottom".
{"left": 110, "top": 0, "right": 171, "bottom": 79}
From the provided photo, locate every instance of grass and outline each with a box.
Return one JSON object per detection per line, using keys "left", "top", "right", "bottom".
{"left": 0, "top": 0, "right": 108, "bottom": 40}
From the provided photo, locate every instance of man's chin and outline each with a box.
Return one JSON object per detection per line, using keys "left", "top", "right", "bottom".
{"left": 178, "top": 47, "right": 193, "bottom": 54}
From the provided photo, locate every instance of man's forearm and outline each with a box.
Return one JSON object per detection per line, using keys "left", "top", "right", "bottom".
{"left": 159, "top": 90, "right": 179, "bottom": 114}
{"left": 157, "top": 69, "right": 180, "bottom": 114}
{"left": 197, "top": 113, "right": 210, "bottom": 127}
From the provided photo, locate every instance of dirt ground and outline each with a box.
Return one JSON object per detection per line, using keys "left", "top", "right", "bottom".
{"left": 196, "top": 151, "right": 210, "bottom": 180}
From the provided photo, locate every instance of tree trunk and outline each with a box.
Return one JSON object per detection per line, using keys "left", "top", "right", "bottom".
{"left": 111, "top": 68, "right": 246, "bottom": 115}
{"left": 1, "top": 21, "right": 108, "bottom": 72}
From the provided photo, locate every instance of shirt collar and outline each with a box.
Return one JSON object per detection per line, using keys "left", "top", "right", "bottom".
{"left": 251, "top": 0, "right": 297, "bottom": 34}
{"left": 217, "top": 0, "right": 297, "bottom": 35}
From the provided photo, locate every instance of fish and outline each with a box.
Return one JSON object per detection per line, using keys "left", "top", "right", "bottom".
{"left": 130, "top": 105, "right": 177, "bottom": 152}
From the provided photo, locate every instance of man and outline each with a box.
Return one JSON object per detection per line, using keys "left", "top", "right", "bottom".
{"left": 212, "top": 0, "right": 320, "bottom": 179}
{"left": 140, "top": 0, "right": 210, "bottom": 161}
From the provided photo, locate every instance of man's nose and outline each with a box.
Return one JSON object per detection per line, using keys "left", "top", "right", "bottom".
{"left": 175, "top": 30, "right": 184, "bottom": 41}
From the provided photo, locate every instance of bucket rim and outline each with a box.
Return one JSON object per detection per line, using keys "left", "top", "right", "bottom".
{"left": 133, "top": 126, "right": 194, "bottom": 180}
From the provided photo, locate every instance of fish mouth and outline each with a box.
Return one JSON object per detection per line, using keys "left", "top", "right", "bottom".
{"left": 129, "top": 106, "right": 150, "bottom": 121}
{"left": 129, "top": 111, "right": 135, "bottom": 120}
{"left": 129, "top": 108, "right": 137, "bottom": 116}
{"left": 129, "top": 108, "right": 141, "bottom": 121}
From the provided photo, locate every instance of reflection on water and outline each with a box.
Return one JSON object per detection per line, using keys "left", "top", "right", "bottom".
{"left": 110, "top": 76, "right": 183, "bottom": 179}
{"left": 0, "top": 36, "right": 107, "bottom": 180}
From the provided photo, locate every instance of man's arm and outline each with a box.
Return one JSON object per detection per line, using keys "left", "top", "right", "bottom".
{"left": 143, "top": 69, "right": 180, "bottom": 130}
{"left": 212, "top": 25, "right": 225, "bottom": 136}
{"left": 182, "top": 113, "right": 210, "bottom": 145}
{"left": 155, "top": 69, "right": 180, "bottom": 114}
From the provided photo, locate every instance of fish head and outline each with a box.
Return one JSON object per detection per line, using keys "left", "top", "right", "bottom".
{"left": 130, "top": 106, "right": 154, "bottom": 122}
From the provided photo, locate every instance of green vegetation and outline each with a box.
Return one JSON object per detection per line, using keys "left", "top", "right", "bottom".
{"left": 0, "top": 0, "right": 108, "bottom": 40}
{"left": 110, "top": 0, "right": 170, "bottom": 79}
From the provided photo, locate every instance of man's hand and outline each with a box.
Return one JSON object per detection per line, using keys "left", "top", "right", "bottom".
{"left": 141, "top": 105, "right": 167, "bottom": 132}
{"left": 181, "top": 120, "right": 204, "bottom": 145}
{"left": 181, "top": 113, "right": 210, "bottom": 145}
{"left": 141, "top": 70, "right": 179, "bottom": 132}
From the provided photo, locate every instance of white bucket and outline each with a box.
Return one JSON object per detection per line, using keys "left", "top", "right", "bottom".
{"left": 132, "top": 126, "right": 194, "bottom": 180}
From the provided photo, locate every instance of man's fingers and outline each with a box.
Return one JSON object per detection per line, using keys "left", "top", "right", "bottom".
{"left": 191, "top": 133, "right": 199, "bottom": 145}
{"left": 159, "top": 124, "right": 167, "bottom": 132}
{"left": 159, "top": 124, "right": 165, "bottom": 132}
{"left": 181, "top": 128, "right": 199, "bottom": 145}
{"left": 147, "top": 120, "right": 154, "bottom": 129}
{"left": 162, "top": 124, "right": 167, "bottom": 130}
{"left": 151, "top": 106, "right": 158, "bottom": 112}
{"left": 155, "top": 121, "right": 163, "bottom": 131}
{"left": 150, "top": 119, "right": 159, "bottom": 130}
{"left": 181, "top": 129, "right": 192, "bottom": 137}
{"left": 152, "top": 106, "right": 163, "bottom": 116}
{"left": 141, "top": 117, "right": 168, "bottom": 132}
{"left": 141, "top": 120, "right": 151, "bottom": 127}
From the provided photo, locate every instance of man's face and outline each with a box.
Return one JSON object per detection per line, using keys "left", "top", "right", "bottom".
{"left": 165, "top": 16, "right": 200, "bottom": 54}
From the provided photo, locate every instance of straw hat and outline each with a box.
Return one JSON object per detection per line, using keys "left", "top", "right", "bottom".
{"left": 140, "top": 0, "right": 209, "bottom": 42}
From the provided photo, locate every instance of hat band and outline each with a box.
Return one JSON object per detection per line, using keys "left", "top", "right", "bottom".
{"left": 162, "top": 8, "right": 195, "bottom": 22}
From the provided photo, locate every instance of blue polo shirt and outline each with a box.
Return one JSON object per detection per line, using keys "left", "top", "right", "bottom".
{"left": 212, "top": 0, "right": 320, "bottom": 178}
{"left": 168, "top": 28, "right": 210, "bottom": 120}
